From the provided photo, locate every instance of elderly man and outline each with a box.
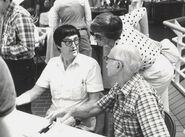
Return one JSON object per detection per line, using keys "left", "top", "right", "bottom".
{"left": 90, "top": 11, "right": 175, "bottom": 112}
{"left": 0, "top": 0, "right": 35, "bottom": 113}
{"left": 16, "top": 25, "right": 104, "bottom": 132}
{"left": 47, "top": 45, "right": 170, "bottom": 137}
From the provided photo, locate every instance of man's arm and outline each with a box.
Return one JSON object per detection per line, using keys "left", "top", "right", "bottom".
{"left": 47, "top": 92, "right": 103, "bottom": 123}
{"left": 16, "top": 85, "right": 48, "bottom": 106}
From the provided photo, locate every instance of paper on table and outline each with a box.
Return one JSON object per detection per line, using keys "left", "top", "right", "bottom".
{"left": 14, "top": 110, "right": 50, "bottom": 136}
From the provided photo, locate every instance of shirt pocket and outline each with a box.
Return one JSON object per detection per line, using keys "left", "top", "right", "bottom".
{"left": 71, "top": 80, "right": 87, "bottom": 100}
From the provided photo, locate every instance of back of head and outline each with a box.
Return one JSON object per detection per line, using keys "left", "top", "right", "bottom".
{"left": 53, "top": 24, "right": 80, "bottom": 46}
{"left": 111, "top": 45, "right": 142, "bottom": 75}
{"left": 90, "top": 12, "right": 122, "bottom": 40}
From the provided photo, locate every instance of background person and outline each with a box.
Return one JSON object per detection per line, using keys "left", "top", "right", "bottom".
{"left": 0, "top": 0, "right": 36, "bottom": 113}
{"left": 16, "top": 25, "right": 104, "bottom": 132}
{"left": 47, "top": 45, "right": 170, "bottom": 137}
{"left": 45, "top": 0, "right": 92, "bottom": 63}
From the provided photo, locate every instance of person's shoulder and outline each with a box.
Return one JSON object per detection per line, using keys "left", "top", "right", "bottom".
{"left": 78, "top": 54, "right": 99, "bottom": 65}
{"left": 134, "top": 75, "right": 156, "bottom": 95}
{"left": 47, "top": 56, "right": 60, "bottom": 64}
{"left": 13, "top": 3, "right": 31, "bottom": 17}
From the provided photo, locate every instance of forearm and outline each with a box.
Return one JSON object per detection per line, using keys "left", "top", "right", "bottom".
{"left": 71, "top": 92, "right": 103, "bottom": 119}
{"left": 72, "top": 102, "right": 102, "bottom": 119}
{"left": 16, "top": 85, "right": 46, "bottom": 106}
{"left": 139, "top": 12, "right": 149, "bottom": 36}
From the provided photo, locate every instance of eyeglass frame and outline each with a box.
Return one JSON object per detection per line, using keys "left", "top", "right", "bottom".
{"left": 103, "top": 55, "right": 123, "bottom": 68}
{"left": 59, "top": 37, "right": 80, "bottom": 49}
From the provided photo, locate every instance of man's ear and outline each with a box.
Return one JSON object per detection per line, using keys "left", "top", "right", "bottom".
{"left": 117, "top": 61, "right": 123, "bottom": 69}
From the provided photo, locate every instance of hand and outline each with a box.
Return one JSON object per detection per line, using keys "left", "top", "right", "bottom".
{"left": 46, "top": 109, "right": 69, "bottom": 123}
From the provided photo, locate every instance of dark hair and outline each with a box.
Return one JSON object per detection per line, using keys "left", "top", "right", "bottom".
{"left": 53, "top": 24, "right": 80, "bottom": 46}
{"left": 90, "top": 12, "right": 122, "bottom": 41}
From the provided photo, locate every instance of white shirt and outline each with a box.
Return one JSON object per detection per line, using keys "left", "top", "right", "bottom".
{"left": 36, "top": 54, "right": 103, "bottom": 113}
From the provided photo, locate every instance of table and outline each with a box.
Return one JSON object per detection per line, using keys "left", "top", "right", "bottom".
{"left": 14, "top": 110, "right": 104, "bottom": 137}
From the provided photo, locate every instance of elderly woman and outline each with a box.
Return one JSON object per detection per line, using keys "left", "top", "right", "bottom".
{"left": 45, "top": 0, "right": 92, "bottom": 63}
{"left": 16, "top": 25, "right": 104, "bottom": 131}
{"left": 90, "top": 11, "right": 175, "bottom": 112}
{"left": 47, "top": 45, "right": 170, "bottom": 137}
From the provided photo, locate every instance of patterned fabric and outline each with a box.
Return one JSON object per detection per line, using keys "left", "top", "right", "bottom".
{"left": 0, "top": 2, "right": 35, "bottom": 60}
{"left": 116, "top": 8, "right": 161, "bottom": 69}
{"left": 97, "top": 73, "right": 170, "bottom": 137}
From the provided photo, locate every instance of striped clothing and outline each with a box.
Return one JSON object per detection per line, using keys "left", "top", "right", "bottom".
{"left": 0, "top": 2, "right": 35, "bottom": 60}
{"left": 97, "top": 73, "right": 170, "bottom": 137}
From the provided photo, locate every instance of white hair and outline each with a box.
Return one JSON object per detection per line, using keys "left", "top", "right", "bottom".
{"left": 110, "top": 44, "right": 142, "bottom": 75}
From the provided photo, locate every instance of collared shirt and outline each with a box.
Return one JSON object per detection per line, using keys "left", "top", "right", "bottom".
{"left": 36, "top": 54, "right": 103, "bottom": 129}
{"left": 97, "top": 73, "right": 170, "bottom": 137}
{"left": 115, "top": 8, "right": 161, "bottom": 69}
{"left": 1, "top": 2, "right": 35, "bottom": 60}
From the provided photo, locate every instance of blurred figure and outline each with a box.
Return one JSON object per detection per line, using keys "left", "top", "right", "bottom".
{"left": 45, "top": 0, "right": 92, "bottom": 63}
{"left": 0, "top": 0, "right": 35, "bottom": 113}
{"left": 0, "top": 57, "right": 22, "bottom": 137}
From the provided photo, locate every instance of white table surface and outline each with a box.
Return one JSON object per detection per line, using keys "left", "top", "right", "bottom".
{"left": 15, "top": 110, "right": 104, "bottom": 137}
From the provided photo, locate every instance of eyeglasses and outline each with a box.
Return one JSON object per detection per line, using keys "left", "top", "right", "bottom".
{"left": 62, "top": 37, "right": 79, "bottom": 48}
{"left": 103, "top": 56, "right": 123, "bottom": 67}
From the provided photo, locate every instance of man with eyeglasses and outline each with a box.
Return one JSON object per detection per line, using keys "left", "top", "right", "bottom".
{"left": 89, "top": 11, "right": 176, "bottom": 113}
{"left": 16, "top": 25, "right": 104, "bottom": 132}
{"left": 46, "top": 45, "right": 170, "bottom": 137}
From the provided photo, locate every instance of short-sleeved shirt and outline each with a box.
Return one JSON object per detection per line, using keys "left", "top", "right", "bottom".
{"left": 116, "top": 8, "right": 161, "bottom": 69}
{"left": 0, "top": 57, "right": 16, "bottom": 117}
{"left": 97, "top": 73, "right": 170, "bottom": 137}
{"left": 36, "top": 53, "right": 104, "bottom": 112}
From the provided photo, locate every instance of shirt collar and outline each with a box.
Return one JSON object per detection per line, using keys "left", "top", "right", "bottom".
{"left": 71, "top": 53, "right": 83, "bottom": 65}
{"left": 57, "top": 53, "right": 83, "bottom": 68}
{"left": 114, "top": 73, "right": 142, "bottom": 97}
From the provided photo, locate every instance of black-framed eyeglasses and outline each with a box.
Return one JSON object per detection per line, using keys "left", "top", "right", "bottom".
{"left": 62, "top": 37, "right": 80, "bottom": 48}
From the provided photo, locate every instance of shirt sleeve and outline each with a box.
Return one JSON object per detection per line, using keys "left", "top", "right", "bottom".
{"left": 0, "top": 57, "right": 16, "bottom": 117}
{"left": 136, "top": 92, "right": 170, "bottom": 137}
{"left": 86, "top": 60, "right": 104, "bottom": 92}
{"left": 36, "top": 60, "right": 52, "bottom": 88}
{"left": 1, "top": 13, "right": 35, "bottom": 57}
{"left": 97, "top": 88, "right": 116, "bottom": 112}
{"left": 120, "top": 7, "right": 147, "bottom": 27}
